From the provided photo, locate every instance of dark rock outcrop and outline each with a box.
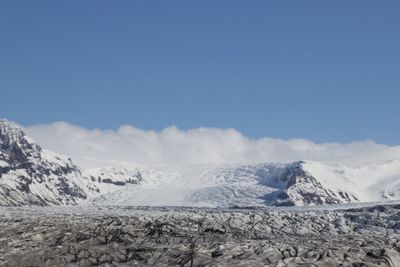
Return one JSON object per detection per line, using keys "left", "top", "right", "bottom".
{"left": 0, "top": 119, "right": 90, "bottom": 206}
{"left": 263, "top": 162, "right": 359, "bottom": 206}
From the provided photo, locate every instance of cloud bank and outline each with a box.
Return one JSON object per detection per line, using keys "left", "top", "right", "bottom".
{"left": 23, "top": 122, "right": 400, "bottom": 168}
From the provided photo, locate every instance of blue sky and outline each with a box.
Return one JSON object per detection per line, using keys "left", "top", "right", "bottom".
{"left": 1, "top": 1, "right": 399, "bottom": 144}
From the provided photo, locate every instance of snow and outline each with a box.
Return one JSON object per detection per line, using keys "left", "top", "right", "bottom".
{"left": 89, "top": 162, "right": 320, "bottom": 207}
{"left": 87, "top": 160, "right": 400, "bottom": 208}
{"left": 0, "top": 160, "right": 8, "bottom": 167}
{"left": 302, "top": 160, "right": 400, "bottom": 202}
{"left": 3, "top": 118, "right": 400, "bottom": 208}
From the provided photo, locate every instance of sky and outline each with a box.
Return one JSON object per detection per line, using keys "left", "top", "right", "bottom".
{"left": 1, "top": 1, "right": 399, "bottom": 144}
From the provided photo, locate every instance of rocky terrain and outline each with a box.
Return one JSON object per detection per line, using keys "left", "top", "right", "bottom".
{"left": 0, "top": 119, "right": 91, "bottom": 206}
{"left": 0, "top": 119, "right": 150, "bottom": 206}
{"left": 2, "top": 204, "right": 400, "bottom": 266}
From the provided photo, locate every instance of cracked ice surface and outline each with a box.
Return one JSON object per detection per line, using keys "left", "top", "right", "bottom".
{"left": 2, "top": 204, "right": 400, "bottom": 266}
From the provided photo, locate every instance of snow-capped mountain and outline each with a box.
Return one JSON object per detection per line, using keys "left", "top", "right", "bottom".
{"left": 2, "top": 118, "right": 400, "bottom": 207}
{"left": 0, "top": 119, "right": 145, "bottom": 206}
{"left": 0, "top": 119, "right": 91, "bottom": 206}
{"left": 92, "top": 162, "right": 360, "bottom": 207}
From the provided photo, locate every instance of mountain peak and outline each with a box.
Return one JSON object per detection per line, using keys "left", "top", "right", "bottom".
{"left": 0, "top": 119, "right": 42, "bottom": 165}
{"left": 0, "top": 118, "right": 23, "bottom": 140}
{"left": 0, "top": 119, "right": 91, "bottom": 206}
{"left": 1, "top": 119, "right": 400, "bottom": 208}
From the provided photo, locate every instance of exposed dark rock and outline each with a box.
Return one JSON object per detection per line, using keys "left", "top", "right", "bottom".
{"left": 0, "top": 119, "right": 90, "bottom": 206}
{"left": 264, "top": 161, "right": 359, "bottom": 206}
{"left": 101, "top": 178, "right": 126, "bottom": 186}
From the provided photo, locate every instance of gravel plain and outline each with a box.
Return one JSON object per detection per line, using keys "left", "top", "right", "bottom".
{"left": 1, "top": 204, "right": 400, "bottom": 266}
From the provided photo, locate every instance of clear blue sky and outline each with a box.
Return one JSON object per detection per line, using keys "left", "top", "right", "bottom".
{"left": 1, "top": 1, "right": 399, "bottom": 144}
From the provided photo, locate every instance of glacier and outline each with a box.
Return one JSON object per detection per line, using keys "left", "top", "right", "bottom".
{"left": 1, "top": 118, "right": 400, "bottom": 207}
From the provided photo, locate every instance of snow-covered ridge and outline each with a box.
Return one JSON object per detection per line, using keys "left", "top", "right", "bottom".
{"left": 90, "top": 160, "right": 400, "bottom": 208}
{"left": 101, "top": 161, "right": 359, "bottom": 207}
{"left": 2, "top": 118, "right": 400, "bottom": 207}
{"left": 0, "top": 119, "right": 165, "bottom": 206}
{"left": 0, "top": 119, "right": 88, "bottom": 205}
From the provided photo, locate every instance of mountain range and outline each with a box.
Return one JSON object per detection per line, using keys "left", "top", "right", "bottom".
{"left": 1, "top": 119, "right": 400, "bottom": 207}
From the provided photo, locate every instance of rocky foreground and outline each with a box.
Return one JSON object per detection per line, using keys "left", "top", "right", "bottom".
{"left": 2, "top": 205, "right": 400, "bottom": 266}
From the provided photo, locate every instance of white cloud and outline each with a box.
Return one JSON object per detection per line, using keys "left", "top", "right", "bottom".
{"left": 23, "top": 122, "right": 400, "bottom": 168}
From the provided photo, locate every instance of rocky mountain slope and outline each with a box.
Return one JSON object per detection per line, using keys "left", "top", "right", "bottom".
{"left": 1, "top": 118, "right": 400, "bottom": 207}
{"left": 0, "top": 119, "right": 91, "bottom": 206}
{"left": 0, "top": 120, "right": 145, "bottom": 206}
{"left": 96, "top": 162, "right": 360, "bottom": 207}
{"left": 188, "top": 162, "right": 360, "bottom": 207}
